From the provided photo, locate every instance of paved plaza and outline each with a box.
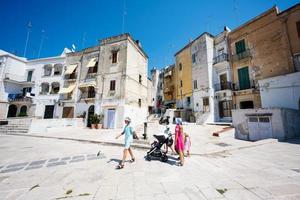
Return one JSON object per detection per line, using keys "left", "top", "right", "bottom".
{"left": 0, "top": 125, "right": 300, "bottom": 200}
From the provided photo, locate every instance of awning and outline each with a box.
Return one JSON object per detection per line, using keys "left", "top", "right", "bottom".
{"left": 86, "top": 58, "right": 97, "bottom": 68}
{"left": 79, "top": 81, "right": 96, "bottom": 88}
{"left": 59, "top": 84, "right": 76, "bottom": 94}
{"left": 65, "top": 64, "right": 78, "bottom": 75}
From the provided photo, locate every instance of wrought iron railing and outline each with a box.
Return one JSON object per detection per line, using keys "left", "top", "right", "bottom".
{"left": 213, "top": 53, "right": 229, "bottom": 65}
{"left": 214, "top": 82, "right": 233, "bottom": 91}
{"left": 232, "top": 49, "right": 251, "bottom": 61}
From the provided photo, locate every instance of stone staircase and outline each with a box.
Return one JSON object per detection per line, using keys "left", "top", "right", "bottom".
{"left": 0, "top": 118, "right": 32, "bottom": 134}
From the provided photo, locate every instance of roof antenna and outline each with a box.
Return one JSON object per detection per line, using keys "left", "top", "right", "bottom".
{"left": 233, "top": 0, "right": 239, "bottom": 27}
{"left": 23, "top": 21, "right": 32, "bottom": 57}
{"left": 38, "top": 29, "right": 46, "bottom": 58}
{"left": 122, "top": 0, "right": 127, "bottom": 33}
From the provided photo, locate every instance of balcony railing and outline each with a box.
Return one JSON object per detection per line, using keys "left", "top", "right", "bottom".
{"left": 64, "top": 73, "right": 77, "bottom": 80}
{"left": 214, "top": 82, "right": 233, "bottom": 92}
{"left": 232, "top": 49, "right": 251, "bottom": 61}
{"left": 213, "top": 53, "right": 229, "bottom": 65}
{"left": 232, "top": 81, "right": 257, "bottom": 91}
{"left": 81, "top": 91, "right": 95, "bottom": 99}
{"left": 8, "top": 94, "right": 32, "bottom": 102}
{"left": 60, "top": 94, "right": 73, "bottom": 100}
{"left": 86, "top": 73, "right": 97, "bottom": 80}
{"left": 5, "top": 73, "right": 36, "bottom": 83}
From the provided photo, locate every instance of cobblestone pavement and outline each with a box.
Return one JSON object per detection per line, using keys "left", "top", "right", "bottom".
{"left": 0, "top": 134, "right": 299, "bottom": 200}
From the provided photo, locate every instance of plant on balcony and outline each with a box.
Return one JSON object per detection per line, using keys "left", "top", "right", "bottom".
{"left": 18, "top": 112, "right": 28, "bottom": 117}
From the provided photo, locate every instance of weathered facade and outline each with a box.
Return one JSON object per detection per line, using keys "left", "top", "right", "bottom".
{"left": 212, "top": 27, "right": 233, "bottom": 122}
{"left": 149, "top": 68, "right": 161, "bottom": 114}
{"left": 97, "top": 34, "right": 148, "bottom": 129}
{"left": 190, "top": 33, "right": 215, "bottom": 123}
{"left": 228, "top": 6, "right": 296, "bottom": 110}
{"left": 163, "top": 64, "right": 176, "bottom": 109}
{"left": 174, "top": 43, "right": 193, "bottom": 110}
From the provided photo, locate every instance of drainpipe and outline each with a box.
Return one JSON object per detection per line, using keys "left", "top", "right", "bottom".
{"left": 282, "top": 16, "right": 296, "bottom": 71}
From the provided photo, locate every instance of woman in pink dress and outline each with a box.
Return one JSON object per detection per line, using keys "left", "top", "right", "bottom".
{"left": 175, "top": 119, "right": 184, "bottom": 166}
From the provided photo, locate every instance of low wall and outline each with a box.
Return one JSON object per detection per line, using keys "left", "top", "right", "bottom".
{"left": 232, "top": 108, "right": 300, "bottom": 141}
{"left": 29, "top": 118, "right": 84, "bottom": 134}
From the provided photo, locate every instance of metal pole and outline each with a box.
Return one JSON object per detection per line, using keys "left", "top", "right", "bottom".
{"left": 23, "top": 22, "right": 32, "bottom": 57}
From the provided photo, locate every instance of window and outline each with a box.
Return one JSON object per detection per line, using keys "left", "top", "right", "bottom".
{"left": 192, "top": 53, "right": 196, "bottom": 63}
{"left": 240, "top": 101, "right": 254, "bottom": 109}
{"left": 235, "top": 39, "right": 246, "bottom": 54}
{"left": 139, "top": 74, "right": 142, "bottom": 84}
{"left": 203, "top": 97, "right": 209, "bottom": 112}
{"left": 27, "top": 70, "right": 33, "bottom": 82}
{"left": 51, "top": 82, "right": 60, "bottom": 94}
{"left": 218, "top": 48, "right": 224, "bottom": 55}
{"left": 138, "top": 99, "right": 141, "bottom": 107}
{"left": 41, "top": 83, "right": 49, "bottom": 94}
{"left": 179, "top": 63, "right": 182, "bottom": 71}
{"left": 88, "top": 61, "right": 98, "bottom": 74}
{"left": 297, "top": 21, "right": 300, "bottom": 38}
{"left": 294, "top": 54, "right": 300, "bottom": 72}
{"left": 238, "top": 67, "right": 251, "bottom": 90}
{"left": 112, "top": 51, "right": 118, "bottom": 63}
{"left": 54, "top": 64, "right": 63, "bottom": 75}
{"left": 152, "top": 98, "right": 155, "bottom": 102}
{"left": 193, "top": 80, "right": 197, "bottom": 89}
{"left": 187, "top": 97, "right": 191, "bottom": 105}
{"left": 44, "top": 65, "right": 52, "bottom": 76}
{"left": 110, "top": 80, "right": 116, "bottom": 91}
{"left": 180, "top": 80, "right": 183, "bottom": 87}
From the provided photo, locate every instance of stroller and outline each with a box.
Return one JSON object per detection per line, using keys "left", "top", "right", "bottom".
{"left": 146, "top": 126, "right": 173, "bottom": 162}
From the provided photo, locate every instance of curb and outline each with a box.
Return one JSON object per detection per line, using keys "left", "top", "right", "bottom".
{"left": 4, "top": 133, "right": 150, "bottom": 150}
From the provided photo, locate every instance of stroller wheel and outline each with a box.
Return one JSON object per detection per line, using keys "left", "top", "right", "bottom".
{"left": 161, "top": 155, "right": 168, "bottom": 162}
{"left": 146, "top": 155, "right": 151, "bottom": 161}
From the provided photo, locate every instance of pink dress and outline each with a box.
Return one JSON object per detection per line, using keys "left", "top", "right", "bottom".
{"left": 184, "top": 136, "right": 191, "bottom": 152}
{"left": 175, "top": 124, "right": 184, "bottom": 152}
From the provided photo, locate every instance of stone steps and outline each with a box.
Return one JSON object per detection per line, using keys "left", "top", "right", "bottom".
{"left": 0, "top": 118, "right": 32, "bottom": 134}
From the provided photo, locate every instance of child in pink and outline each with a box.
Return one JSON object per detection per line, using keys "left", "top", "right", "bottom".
{"left": 184, "top": 133, "right": 191, "bottom": 157}
{"left": 175, "top": 119, "right": 184, "bottom": 166}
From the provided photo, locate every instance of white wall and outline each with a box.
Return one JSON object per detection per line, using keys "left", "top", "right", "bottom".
{"left": 259, "top": 72, "right": 300, "bottom": 110}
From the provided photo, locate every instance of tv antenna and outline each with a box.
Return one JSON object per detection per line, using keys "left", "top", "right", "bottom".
{"left": 23, "top": 21, "right": 32, "bottom": 57}
{"left": 122, "top": 0, "right": 127, "bottom": 33}
{"left": 38, "top": 29, "right": 46, "bottom": 58}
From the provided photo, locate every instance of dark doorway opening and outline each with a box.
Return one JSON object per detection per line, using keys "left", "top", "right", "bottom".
{"left": 44, "top": 105, "right": 55, "bottom": 119}
{"left": 7, "top": 104, "right": 17, "bottom": 117}
{"left": 87, "top": 105, "right": 95, "bottom": 127}
{"left": 240, "top": 101, "right": 254, "bottom": 109}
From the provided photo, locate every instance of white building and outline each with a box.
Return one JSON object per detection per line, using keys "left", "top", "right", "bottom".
{"left": 212, "top": 27, "right": 233, "bottom": 122}
{"left": 149, "top": 68, "right": 161, "bottom": 114}
{"left": 0, "top": 49, "right": 69, "bottom": 120}
{"left": 259, "top": 71, "right": 300, "bottom": 110}
{"left": 190, "top": 32, "right": 215, "bottom": 124}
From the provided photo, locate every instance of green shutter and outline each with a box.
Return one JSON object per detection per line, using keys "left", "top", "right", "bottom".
{"left": 238, "top": 67, "right": 250, "bottom": 90}
{"left": 235, "top": 40, "right": 246, "bottom": 54}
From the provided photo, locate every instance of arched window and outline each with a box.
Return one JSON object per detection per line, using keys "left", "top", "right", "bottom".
{"left": 19, "top": 105, "right": 27, "bottom": 117}
{"left": 51, "top": 82, "right": 60, "bottom": 94}
{"left": 40, "top": 83, "right": 50, "bottom": 95}
{"left": 53, "top": 64, "right": 63, "bottom": 76}
{"left": 44, "top": 64, "right": 52, "bottom": 76}
{"left": 7, "top": 104, "right": 17, "bottom": 117}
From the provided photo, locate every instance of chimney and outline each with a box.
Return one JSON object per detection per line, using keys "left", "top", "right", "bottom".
{"left": 135, "top": 40, "right": 142, "bottom": 48}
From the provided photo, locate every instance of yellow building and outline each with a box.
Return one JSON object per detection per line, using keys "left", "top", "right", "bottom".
{"left": 163, "top": 64, "right": 176, "bottom": 108}
{"left": 174, "top": 44, "right": 193, "bottom": 109}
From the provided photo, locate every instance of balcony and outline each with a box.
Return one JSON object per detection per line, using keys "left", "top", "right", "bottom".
{"left": 60, "top": 93, "right": 73, "bottom": 101}
{"left": 213, "top": 53, "right": 229, "bottom": 65}
{"left": 80, "top": 91, "right": 95, "bottom": 100}
{"left": 164, "top": 85, "right": 174, "bottom": 93}
{"left": 214, "top": 82, "right": 233, "bottom": 92}
{"left": 64, "top": 73, "right": 77, "bottom": 81}
{"left": 8, "top": 94, "right": 32, "bottom": 102}
{"left": 4, "top": 73, "right": 35, "bottom": 84}
{"left": 86, "top": 73, "right": 97, "bottom": 80}
{"left": 232, "top": 49, "right": 251, "bottom": 61}
{"left": 232, "top": 80, "right": 257, "bottom": 91}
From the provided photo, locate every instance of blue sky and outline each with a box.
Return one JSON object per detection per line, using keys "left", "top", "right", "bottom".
{"left": 0, "top": 0, "right": 298, "bottom": 71}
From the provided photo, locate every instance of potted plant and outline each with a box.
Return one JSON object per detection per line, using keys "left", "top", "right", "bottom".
{"left": 90, "top": 114, "right": 99, "bottom": 129}
{"left": 97, "top": 114, "right": 104, "bottom": 129}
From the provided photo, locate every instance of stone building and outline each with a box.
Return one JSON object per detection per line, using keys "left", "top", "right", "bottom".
{"left": 96, "top": 33, "right": 148, "bottom": 129}
{"left": 228, "top": 6, "right": 297, "bottom": 110}
{"left": 212, "top": 27, "right": 233, "bottom": 122}
{"left": 149, "top": 68, "right": 161, "bottom": 114}
{"left": 163, "top": 64, "right": 176, "bottom": 109}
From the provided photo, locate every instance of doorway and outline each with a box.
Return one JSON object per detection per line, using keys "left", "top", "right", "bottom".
{"left": 107, "top": 109, "right": 116, "bottom": 129}
{"left": 219, "top": 100, "right": 232, "bottom": 118}
{"left": 44, "top": 105, "right": 55, "bottom": 119}
{"left": 219, "top": 73, "right": 227, "bottom": 90}
{"left": 7, "top": 104, "right": 17, "bottom": 117}
{"left": 62, "top": 107, "right": 74, "bottom": 118}
{"left": 87, "top": 105, "right": 95, "bottom": 127}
